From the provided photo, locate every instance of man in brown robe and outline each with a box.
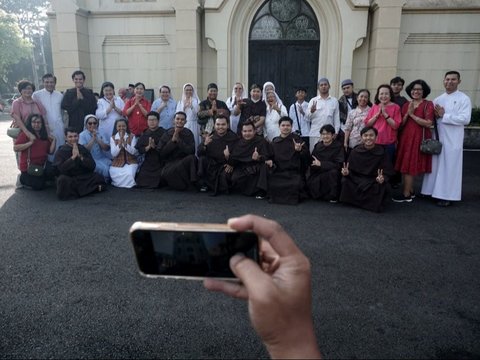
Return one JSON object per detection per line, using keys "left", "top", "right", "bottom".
{"left": 197, "top": 115, "right": 238, "bottom": 195}
{"left": 307, "top": 124, "right": 344, "bottom": 202}
{"left": 158, "top": 111, "right": 197, "bottom": 191}
{"left": 339, "top": 126, "right": 393, "bottom": 212}
{"left": 53, "top": 127, "right": 106, "bottom": 200}
{"left": 135, "top": 111, "right": 166, "bottom": 188}
{"left": 267, "top": 116, "right": 310, "bottom": 204}
{"left": 230, "top": 121, "right": 271, "bottom": 199}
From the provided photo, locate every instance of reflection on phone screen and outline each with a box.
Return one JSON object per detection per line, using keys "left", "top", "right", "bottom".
{"left": 132, "top": 230, "right": 259, "bottom": 278}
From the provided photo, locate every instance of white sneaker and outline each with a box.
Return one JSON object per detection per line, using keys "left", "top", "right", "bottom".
{"left": 15, "top": 174, "right": 23, "bottom": 189}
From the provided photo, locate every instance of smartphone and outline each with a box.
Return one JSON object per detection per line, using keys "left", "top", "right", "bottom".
{"left": 130, "top": 222, "right": 260, "bottom": 280}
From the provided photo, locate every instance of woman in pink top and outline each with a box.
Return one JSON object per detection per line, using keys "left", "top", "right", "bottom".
{"left": 364, "top": 84, "right": 401, "bottom": 164}
{"left": 10, "top": 80, "right": 47, "bottom": 139}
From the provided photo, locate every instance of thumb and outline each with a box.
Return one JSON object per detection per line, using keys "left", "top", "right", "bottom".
{"left": 229, "top": 253, "right": 270, "bottom": 294}
{"left": 225, "top": 145, "right": 229, "bottom": 150}
{"left": 254, "top": 147, "right": 258, "bottom": 152}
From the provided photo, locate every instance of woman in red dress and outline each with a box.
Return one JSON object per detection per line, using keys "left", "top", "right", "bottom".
{"left": 393, "top": 79, "right": 434, "bottom": 202}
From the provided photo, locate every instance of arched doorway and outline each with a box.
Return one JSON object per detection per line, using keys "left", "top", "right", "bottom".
{"left": 248, "top": 0, "right": 320, "bottom": 107}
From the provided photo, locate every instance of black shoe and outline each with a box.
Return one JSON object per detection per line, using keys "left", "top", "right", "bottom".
{"left": 255, "top": 191, "right": 266, "bottom": 200}
{"left": 199, "top": 185, "right": 208, "bottom": 192}
{"left": 436, "top": 200, "right": 451, "bottom": 207}
{"left": 392, "top": 194, "right": 413, "bottom": 203}
{"left": 410, "top": 191, "right": 416, "bottom": 199}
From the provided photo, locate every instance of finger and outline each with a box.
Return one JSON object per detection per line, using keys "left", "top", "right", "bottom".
{"left": 226, "top": 145, "right": 229, "bottom": 150}
{"left": 343, "top": 162, "right": 346, "bottom": 168}
{"left": 254, "top": 147, "right": 258, "bottom": 152}
{"left": 227, "top": 215, "right": 301, "bottom": 257}
{"left": 301, "top": 142, "right": 305, "bottom": 147}
{"left": 228, "top": 253, "right": 272, "bottom": 297}
{"left": 346, "top": 162, "right": 349, "bottom": 168}
{"left": 203, "top": 278, "right": 248, "bottom": 299}
{"left": 313, "top": 156, "right": 319, "bottom": 161}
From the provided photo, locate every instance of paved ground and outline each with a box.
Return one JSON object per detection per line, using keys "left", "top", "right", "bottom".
{"left": 1, "top": 113, "right": 479, "bottom": 359}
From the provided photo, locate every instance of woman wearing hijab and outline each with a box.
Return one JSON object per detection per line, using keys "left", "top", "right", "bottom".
{"left": 262, "top": 81, "right": 284, "bottom": 107}
{"left": 79, "top": 114, "right": 111, "bottom": 180}
{"left": 176, "top": 83, "right": 201, "bottom": 152}
{"left": 226, "top": 82, "right": 248, "bottom": 134}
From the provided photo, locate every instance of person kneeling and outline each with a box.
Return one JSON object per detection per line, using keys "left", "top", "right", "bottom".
{"left": 197, "top": 115, "right": 238, "bottom": 195}
{"left": 339, "top": 126, "right": 393, "bottom": 212}
{"left": 306, "top": 124, "right": 344, "bottom": 202}
{"left": 230, "top": 120, "right": 271, "bottom": 199}
{"left": 135, "top": 111, "right": 166, "bottom": 189}
{"left": 267, "top": 116, "right": 309, "bottom": 204}
{"left": 14, "top": 114, "right": 56, "bottom": 190}
{"left": 109, "top": 118, "right": 138, "bottom": 188}
{"left": 53, "top": 127, "right": 106, "bottom": 200}
{"left": 157, "top": 111, "right": 198, "bottom": 191}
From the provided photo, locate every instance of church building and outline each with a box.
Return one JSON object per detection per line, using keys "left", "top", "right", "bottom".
{"left": 48, "top": 0, "right": 480, "bottom": 105}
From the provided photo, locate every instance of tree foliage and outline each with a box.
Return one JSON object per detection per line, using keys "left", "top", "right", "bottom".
{"left": 0, "top": 11, "right": 31, "bottom": 85}
{"left": 0, "top": 0, "right": 50, "bottom": 38}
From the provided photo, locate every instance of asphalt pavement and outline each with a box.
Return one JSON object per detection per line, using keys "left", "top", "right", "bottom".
{"left": 0, "top": 114, "right": 479, "bottom": 359}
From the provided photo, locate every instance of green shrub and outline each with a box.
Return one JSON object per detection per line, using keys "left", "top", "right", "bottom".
{"left": 471, "top": 107, "right": 480, "bottom": 126}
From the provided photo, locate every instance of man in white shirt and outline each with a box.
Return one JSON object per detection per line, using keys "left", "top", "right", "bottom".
{"left": 289, "top": 87, "right": 310, "bottom": 148}
{"left": 421, "top": 71, "right": 472, "bottom": 207}
{"left": 306, "top": 78, "right": 340, "bottom": 153}
{"left": 33, "top": 73, "right": 65, "bottom": 160}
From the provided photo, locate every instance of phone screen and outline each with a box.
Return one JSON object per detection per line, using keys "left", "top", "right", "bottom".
{"left": 131, "top": 228, "right": 259, "bottom": 279}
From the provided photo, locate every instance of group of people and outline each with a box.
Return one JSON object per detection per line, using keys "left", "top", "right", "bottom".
{"left": 9, "top": 70, "right": 472, "bottom": 209}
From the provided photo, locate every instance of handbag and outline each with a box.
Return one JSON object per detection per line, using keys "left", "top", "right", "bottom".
{"left": 7, "top": 127, "right": 21, "bottom": 139}
{"left": 26, "top": 148, "right": 45, "bottom": 177}
{"left": 420, "top": 102, "right": 442, "bottom": 155}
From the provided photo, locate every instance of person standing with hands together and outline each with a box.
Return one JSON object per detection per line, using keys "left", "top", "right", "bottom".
{"left": 123, "top": 82, "right": 151, "bottom": 137}
{"left": 421, "top": 71, "right": 472, "bottom": 207}
{"left": 204, "top": 214, "right": 321, "bottom": 359}
{"left": 364, "top": 85, "right": 401, "bottom": 174}
{"left": 61, "top": 70, "right": 97, "bottom": 134}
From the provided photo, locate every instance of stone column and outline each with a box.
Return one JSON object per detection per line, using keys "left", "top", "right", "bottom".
{"left": 49, "top": 0, "right": 92, "bottom": 91}
{"left": 366, "top": 0, "right": 406, "bottom": 89}
{"left": 175, "top": 0, "right": 202, "bottom": 96}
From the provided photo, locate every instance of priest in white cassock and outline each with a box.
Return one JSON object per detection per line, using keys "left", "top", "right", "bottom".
{"left": 33, "top": 73, "right": 65, "bottom": 160}
{"left": 421, "top": 71, "right": 472, "bottom": 207}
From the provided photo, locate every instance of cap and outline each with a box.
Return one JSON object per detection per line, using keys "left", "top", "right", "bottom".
{"left": 341, "top": 79, "right": 354, "bottom": 88}
{"left": 318, "top": 77, "right": 330, "bottom": 85}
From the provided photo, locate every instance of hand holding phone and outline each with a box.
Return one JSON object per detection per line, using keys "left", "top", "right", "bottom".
{"left": 204, "top": 215, "right": 321, "bottom": 359}
{"left": 130, "top": 222, "right": 259, "bottom": 280}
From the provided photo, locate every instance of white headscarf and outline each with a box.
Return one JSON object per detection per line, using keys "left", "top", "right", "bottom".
{"left": 262, "top": 81, "right": 283, "bottom": 106}
{"left": 226, "top": 82, "right": 248, "bottom": 108}
{"left": 180, "top": 83, "right": 200, "bottom": 106}
{"left": 83, "top": 114, "right": 98, "bottom": 131}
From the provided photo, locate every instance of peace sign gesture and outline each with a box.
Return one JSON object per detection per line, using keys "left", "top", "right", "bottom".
{"left": 341, "top": 162, "right": 349, "bottom": 176}
{"left": 292, "top": 138, "right": 305, "bottom": 152}
{"left": 376, "top": 169, "right": 384, "bottom": 184}
{"left": 310, "top": 100, "right": 317, "bottom": 113}
{"left": 311, "top": 155, "right": 321, "bottom": 167}
{"left": 252, "top": 147, "right": 259, "bottom": 161}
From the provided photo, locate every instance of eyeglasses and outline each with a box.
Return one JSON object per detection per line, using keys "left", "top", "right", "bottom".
{"left": 87, "top": 122, "right": 97, "bottom": 125}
